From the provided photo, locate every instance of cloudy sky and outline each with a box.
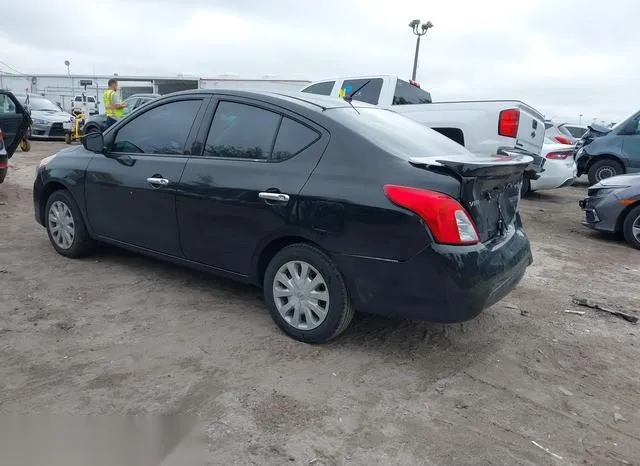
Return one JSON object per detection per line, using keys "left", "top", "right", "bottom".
{"left": 1, "top": 0, "right": 638, "bottom": 123}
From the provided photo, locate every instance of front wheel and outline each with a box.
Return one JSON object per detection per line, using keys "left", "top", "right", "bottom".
{"left": 622, "top": 205, "right": 640, "bottom": 250}
{"left": 64, "top": 133, "right": 72, "bottom": 144}
{"left": 520, "top": 176, "right": 531, "bottom": 197}
{"left": 264, "top": 244, "right": 355, "bottom": 343}
{"left": 45, "top": 190, "right": 94, "bottom": 258}
{"left": 588, "top": 159, "right": 623, "bottom": 185}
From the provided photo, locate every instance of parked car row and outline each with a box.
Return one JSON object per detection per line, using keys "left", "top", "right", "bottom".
{"left": 0, "top": 91, "right": 31, "bottom": 183}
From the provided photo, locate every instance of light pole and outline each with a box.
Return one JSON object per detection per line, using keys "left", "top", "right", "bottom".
{"left": 579, "top": 114, "right": 583, "bottom": 126}
{"left": 65, "top": 60, "right": 73, "bottom": 109}
{"left": 408, "top": 19, "right": 434, "bottom": 81}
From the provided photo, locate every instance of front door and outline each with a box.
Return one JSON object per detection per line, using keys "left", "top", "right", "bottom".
{"left": 84, "top": 96, "right": 208, "bottom": 256}
{"left": 176, "top": 98, "right": 328, "bottom": 275}
{"left": 621, "top": 115, "right": 640, "bottom": 173}
{"left": 0, "top": 91, "right": 30, "bottom": 156}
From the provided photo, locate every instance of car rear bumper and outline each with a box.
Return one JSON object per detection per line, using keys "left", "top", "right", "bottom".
{"left": 334, "top": 223, "right": 532, "bottom": 323}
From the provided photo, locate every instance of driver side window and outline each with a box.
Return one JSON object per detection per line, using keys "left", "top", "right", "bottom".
{"left": 112, "top": 99, "right": 202, "bottom": 155}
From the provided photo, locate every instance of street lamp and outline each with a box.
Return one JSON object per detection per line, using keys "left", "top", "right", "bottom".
{"left": 579, "top": 113, "right": 583, "bottom": 126}
{"left": 408, "top": 19, "right": 434, "bottom": 81}
{"left": 65, "top": 60, "right": 74, "bottom": 108}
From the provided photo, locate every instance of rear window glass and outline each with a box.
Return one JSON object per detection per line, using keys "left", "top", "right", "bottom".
{"left": 301, "top": 81, "right": 335, "bottom": 96}
{"left": 392, "top": 79, "right": 432, "bottom": 105}
{"left": 340, "top": 79, "right": 383, "bottom": 105}
{"left": 327, "top": 107, "right": 469, "bottom": 159}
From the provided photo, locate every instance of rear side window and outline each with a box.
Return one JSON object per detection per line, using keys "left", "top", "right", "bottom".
{"left": 301, "top": 81, "right": 335, "bottom": 96}
{"left": 74, "top": 96, "right": 82, "bottom": 102}
{"left": 272, "top": 118, "right": 320, "bottom": 161}
{"left": 340, "top": 78, "right": 383, "bottom": 105}
{"left": 87, "top": 96, "right": 96, "bottom": 103}
{"left": 392, "top": 79, "right": 432, "bottom": 105}
{"left": 204, "top": 101, "right": 280, "bottom": 160}
{"left": 112, "top": 99, "right": 202, "bottom": 154}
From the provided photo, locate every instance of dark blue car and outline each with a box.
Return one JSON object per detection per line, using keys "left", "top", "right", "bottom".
{"left": 575, "top": 110, "right": 640, "bottom": 185}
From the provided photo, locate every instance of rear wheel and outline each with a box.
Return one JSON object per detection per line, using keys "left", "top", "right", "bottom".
{"left": 622, "top": 205, "right": 640, "bottom": 250}
{"left": 263, "top": 244, "right": 355, "bottom": 343}
{"left": 588, "top": 159, "right": 623, "bottom": 185}
{"left": 45, "top": 190, "right": 94, "bottom": 258}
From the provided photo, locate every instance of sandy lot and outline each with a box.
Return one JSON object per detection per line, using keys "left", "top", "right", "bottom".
{"left": 1, "top": 142, "right": 639, "bottom": 465}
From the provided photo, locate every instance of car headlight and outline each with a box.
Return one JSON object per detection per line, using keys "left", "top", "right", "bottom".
{"left": 32, "top": 118, "right": 49, "bottom": 126}
{"left": 38, "top": 154, "right": 56, "bottom": 169}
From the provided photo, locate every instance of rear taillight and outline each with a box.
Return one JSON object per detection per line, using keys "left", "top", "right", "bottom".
{"left": 545, "top": 151, "right": 573, "bottom": 160}
{"left": 554, "top": 135, "right": 573, "bottom": 145}
{"left": 498, "top": 108, "right": 520, "bottom": 138}
{"left": 383, "top": 185, "right": 479, "bottom": 245}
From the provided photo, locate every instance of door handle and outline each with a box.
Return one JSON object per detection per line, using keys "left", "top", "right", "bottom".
{"left": 258, "top": 192, "right": 290, "bottom": 203}
{"left": 146, "top": 177, "right": 170, "bottom": 187}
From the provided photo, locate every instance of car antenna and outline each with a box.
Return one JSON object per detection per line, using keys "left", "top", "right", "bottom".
{"left": 343, "top": 80, "right": 371, "bottom": 114}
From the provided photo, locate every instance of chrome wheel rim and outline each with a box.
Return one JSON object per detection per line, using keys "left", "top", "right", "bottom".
{"left": 273, "top": 261, "right": 330, "bottom": 331}
{"left": 596, "top": 166, "right": 616, "bottom": 181}
{"left": 48, "top": 201, "right": 75, "bottom": 250}
{"left": 633, "top": 216, "right": 640, "bottom": 242}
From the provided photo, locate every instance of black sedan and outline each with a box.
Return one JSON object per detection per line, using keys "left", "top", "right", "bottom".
{"left": 33, "top": 89, "right": 533, "bottom": 343}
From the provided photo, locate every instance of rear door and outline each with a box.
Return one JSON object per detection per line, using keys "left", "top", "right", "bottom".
{"left": 0, "top": 91, "right": 31, "bottom": 157}
{"left": 176, "top": 97, "right": 329, "bottom": 275}
{"left": 514, "top": 103, "right": 545, "bottom": 155}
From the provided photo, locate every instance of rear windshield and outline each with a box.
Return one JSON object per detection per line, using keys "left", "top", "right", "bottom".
{"left": 327, "top": 107, "right": 469, "bottom": 159}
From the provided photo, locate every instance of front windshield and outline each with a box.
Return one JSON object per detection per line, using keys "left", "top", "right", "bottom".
{"left": 326, "top": 107, "right": 469, "bottom": 159}
{"left": 28, "top": 97, "right": 60, "bottom": 112}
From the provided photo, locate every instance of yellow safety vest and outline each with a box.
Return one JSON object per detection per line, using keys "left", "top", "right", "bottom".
{"left": 103, "top": 89, "right": 124, "bottom": 118}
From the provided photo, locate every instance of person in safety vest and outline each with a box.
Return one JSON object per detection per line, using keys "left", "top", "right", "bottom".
{"left": 103, "top": 78, "right": 128, "bottom": 128}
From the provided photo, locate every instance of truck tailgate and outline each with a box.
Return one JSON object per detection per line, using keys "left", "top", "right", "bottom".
{"left": 514, "top": 102, "right": 545, "bottom": 156}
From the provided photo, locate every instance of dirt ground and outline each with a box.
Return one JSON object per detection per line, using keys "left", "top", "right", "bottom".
{"left": 1, "top": 141, "right": 639, "bottom": 465}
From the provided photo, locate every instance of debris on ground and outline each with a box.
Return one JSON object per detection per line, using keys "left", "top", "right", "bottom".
{"left": 520, "top": 309, "right": 530, "bottom": 317}
{"left": 614, "top": 412, "right": 628, "bottom": 423}
{"left": 558, "top": 386, "right": 573, "bottom": 396}
{"left": 531, "top": 440, "right": 563, "bottom": 460}
{"left": 572, "top": 297, "right": 638, "bottom": 324}
{"left": 564, "top": 310, "right": 585, "bottom": 316}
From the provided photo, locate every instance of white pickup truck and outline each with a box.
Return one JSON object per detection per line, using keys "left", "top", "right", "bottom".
{"left": 300, "top": 75, "right": 546, "bottom": 160}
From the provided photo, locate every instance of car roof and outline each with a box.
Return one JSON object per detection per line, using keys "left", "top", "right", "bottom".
{"left": 127, "top": 93, "right": 161, "bottom": 99}
{"left": 164, "top": 88, "right": 374, "bottom": 112}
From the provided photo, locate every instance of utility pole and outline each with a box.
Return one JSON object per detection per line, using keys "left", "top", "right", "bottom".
{"left": 579, "top": 114, "right": 583, "bottom": 126}
{"left": 65, "top": 60, "right": 72, "bottom": 110}
{"left": 408, "top": 19, "right": 434, "bottom": 81}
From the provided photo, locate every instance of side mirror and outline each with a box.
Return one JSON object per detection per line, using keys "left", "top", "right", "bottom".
{"left": 83, "top": 131, "right": 105, "bottom": 153}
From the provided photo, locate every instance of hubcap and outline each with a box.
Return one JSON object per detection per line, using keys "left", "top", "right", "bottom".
{"left": 596, "top": 166, "right": 616, "bottom": 181}
{"left": 48, "top": 201, "right": 75, "bottom": 249}
{"left": 273, "top": 261, "right": 330, "bottom": 331}
{"left": 633, "top": 216, "right": 640, "bottom": 242}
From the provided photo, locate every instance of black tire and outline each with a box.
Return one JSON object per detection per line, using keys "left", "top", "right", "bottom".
{"left": 44, "top": 190, "right": 94, "bottom": 258}
{"left": 588, "top": 159, "right": 623, "bottom": 185}
{"left": 263, "top": 243, "right": 355, "bottom": 343}
{"left": 622, "top": 205, "right": 640, "bottom": 250}
{"left": 520, "top": 176, "right": 531, "bottom": 197}
{"left": 64, "top": 133, "right": 72, "bottom": 144}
